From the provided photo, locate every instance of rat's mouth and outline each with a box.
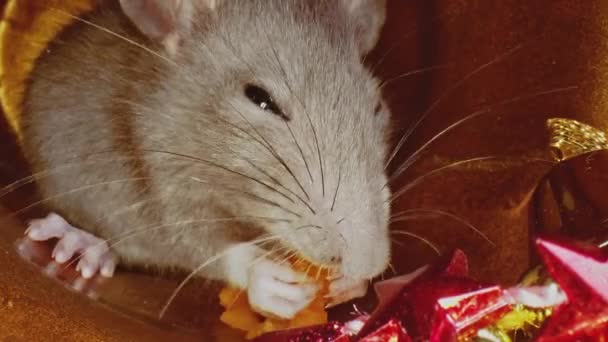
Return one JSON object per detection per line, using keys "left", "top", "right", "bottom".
{"left": 263, "top": 239, "right": 340, "bottom": 277}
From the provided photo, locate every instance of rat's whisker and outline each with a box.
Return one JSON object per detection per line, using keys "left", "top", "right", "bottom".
{"left": 88, "top": 188, "right": 157, "bottom": 230}
{"left": 225, "top": 289, "right": 246, "bottom": 310}
{"left": 277, "top": 249, "right": 298, "bottom": 267}
{"left": 10, "top": 177, "right": 152, "bottom": 217}
{"left": 208, "top": 34, "right": 312, "bottom": 201}
{"left": 315, "top": 265, "right": 323, "bottom": 282}
{"left": 387, "top": 155, "right": 555, "bottom": 203}
{"left": 1, "top": 139, "right": 302, "bottom": 218}
{"left": 176, "top": 217, "right": 292, "bottom": 240}
{"left": 48, "top": 8, "right": 174, "bottom": 66}
{"left": 293, "top": 256, "right": 305, "bottom": 268}
{"left": 378, "top": 64, "right": 452, "bottom": 90}
{"left": 390, "top": 238, "right": 405, "bottom": 247}
{"left": 242, "top": 157, "right": 315, "bottom": 215}
{"left": 369, "top": 9, "right": 454, "bottom": 74}
{"left": 109, "top": 145, "right": 304, "bottom": 216}
{"left": 387, "top": 109, "right": 490, "bottom": 183}
{"left": 330, "top": 168, "right": 342, "bottom": 212}
{"left": 389, "top": 212, "right": 435, "bottom": 223}
{"left": 0, "top": 155, "right": 137, "bottom": 200}
{"left": 62, "top": 216, "right": 291, "bottom": 271}
{"left": 389, "top": 156, "right": 495, "bottom": 203}
{"left": 226, "top": 102, "right": 312, "bottom": 203}
{"left": 247, "top": 247, "right": 280, "bottom": 271}
{"left": 293, "top": 224, "right": 324, "bottom": 231}
{"left": 387, "top": 85, "right": 575, "bottom": 182}
{"left": 392, "top": 208, "right": 494, "bottom": 246}
{"left": 304, "top": 262, "right": 314, "bottom": 279}
{"left": 189, "top": 177, "right": 302, "bottom": 218}
{"left": 1, "top": 155, "right": 300, "bottom": 220}
{"left": 390, "top": 230, "right": 440, "bottom": 255}
{"left": 307, "top": 112, "right": 325, "bottom": 198}
{"left": 384, "top": 44, "right": 524, "bottom": 170}
{"left": 119, "top": 100, "right": 311, "bottom": 210}
{"left": 159, "top": 234, "right": 285, "bottom": 319}
{"left": 285, "top": 121, "right": 314, "bottom": 184}
{"left": 387, "top": 262, "right": 397, "bottom": 276}
{"left": 139, "top": 148, "right": 296, "bottom": 205}
{"left": 262, "top": 29, "right": 325, "bottom": 197}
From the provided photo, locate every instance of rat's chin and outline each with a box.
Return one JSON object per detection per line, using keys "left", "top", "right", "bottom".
{"left": 341, "top": 244, "right": 390, "bottom": 280}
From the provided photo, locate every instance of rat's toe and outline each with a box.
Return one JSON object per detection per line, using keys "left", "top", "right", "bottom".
{"left": 76, "top": 240, "right": 114, "bottom": 279}
{"left": 100, "top": 254, "right": 117, "bottom": 277}
{"left": 26, "top": 212, "right": 115, "bottom": 279}
{"left": 52, "top": 231, "right": 85, "bottom": 263}
{"left": 26, "top": 212, "right": 72, "bottom": 241}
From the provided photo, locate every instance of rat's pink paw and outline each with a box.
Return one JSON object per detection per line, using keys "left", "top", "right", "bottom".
{"left": 247, "top": 259, "right": 318, "bottom": 319}
{"left": 326, "top": 276, "right": 368, "bottom": 308}
{"left": 25, "top": 212, "right": 116, "bottom": 279}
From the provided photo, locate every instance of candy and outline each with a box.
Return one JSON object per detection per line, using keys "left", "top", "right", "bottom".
{"left": 533, "top": 237, "right": 608, "bottom": 341}
{"left": 220, "top": 258, "right": 330, "bottom": 339}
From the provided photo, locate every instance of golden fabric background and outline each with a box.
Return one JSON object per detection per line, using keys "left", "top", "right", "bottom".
{"left": 0, "top": 0, "right": 94, "bottom": 141}
{"left": 1, "top": 0, "right": 608, "bottom": 340}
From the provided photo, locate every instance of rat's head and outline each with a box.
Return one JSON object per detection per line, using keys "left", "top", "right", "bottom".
{"left": 123, "top": 0, "right": 391, "bottom": 281}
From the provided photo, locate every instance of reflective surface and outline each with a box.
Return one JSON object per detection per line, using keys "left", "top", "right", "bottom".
{"left": 531, "top": 150, "right": 608, "bottom": 254}
{"left": 2, "top": 0, "right": 608, "bottom": 340}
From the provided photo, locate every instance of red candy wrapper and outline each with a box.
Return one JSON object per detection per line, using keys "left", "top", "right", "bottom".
{"left": 356, "top": 250, "right": 481, "bottom": 340}
{"left": 359, "top": 319, "right": 411, "bottom": 342}
{"left": 431, "top": 285, "right": 513, "bottom": 341}
{"left": 253, "top": 238, "right": 608, "bottom": 342}
{"left": 253, "top": 321, "right": 350, "bottom": 342}
{"left": 533, "top": 237, "right": 608, "bottom": 341}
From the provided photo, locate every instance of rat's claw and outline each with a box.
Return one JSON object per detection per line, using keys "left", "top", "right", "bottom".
{"left": 76, "top": 243, "right": 116, "bottom": 279}
{"left": 247, "top": 259, "right": 318, "bottom": 319}
{"left": 25, "top": 212, "right": 116, "bottom": 279}
{"left": 325, "top": 276, "right": 368, "bottom": 308}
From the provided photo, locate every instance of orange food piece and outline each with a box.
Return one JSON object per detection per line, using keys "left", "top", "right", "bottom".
{"left": 219, "top": 258, "right": 330, "bottom": 339}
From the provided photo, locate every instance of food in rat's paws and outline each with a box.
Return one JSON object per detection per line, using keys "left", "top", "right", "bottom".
{"left": 219, "top": 258, "right": 330, "bottom": 339}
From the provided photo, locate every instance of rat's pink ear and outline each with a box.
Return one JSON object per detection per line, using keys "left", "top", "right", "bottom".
{"left": 339, "top": 0, "right": 387, "bottom": 55}
{"left": 119, "top": 0, "right": 220, "bottom": 54}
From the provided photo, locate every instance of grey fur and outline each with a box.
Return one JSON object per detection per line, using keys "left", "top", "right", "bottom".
{"left": 21, "top": 0, "right": 391, "bottom": 287}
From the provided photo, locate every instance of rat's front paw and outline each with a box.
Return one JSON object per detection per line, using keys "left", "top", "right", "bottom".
{"left": 247, "top": 259, "right": 318, "bottom": 319}
{"left": 25, "top": 212, "right": 116, "bottom": 279}
{"left": 326, "top": 276, "right": 368, "bottom": 308}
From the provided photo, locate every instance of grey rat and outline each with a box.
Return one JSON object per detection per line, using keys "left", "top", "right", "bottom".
{"left": 20, "top": 0, "right": 391, "bottom": 319}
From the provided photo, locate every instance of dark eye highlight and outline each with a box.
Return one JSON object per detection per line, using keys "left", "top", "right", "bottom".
{"left": 244, "top": 84, "right": 288, "bottom": 120}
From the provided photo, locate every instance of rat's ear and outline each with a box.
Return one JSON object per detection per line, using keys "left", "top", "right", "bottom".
{"left": 339, "top": 0, "right": 387, "bottom": 55}
{"left": 119, "top": 0, "right": 220, "bottom": 54}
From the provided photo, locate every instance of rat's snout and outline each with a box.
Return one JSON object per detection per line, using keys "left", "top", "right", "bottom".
{"left": 291, "top": 214, "right": 347, "bottom": 267}
{"left": 287, "top": 181, "right": 391, "bottom": 280}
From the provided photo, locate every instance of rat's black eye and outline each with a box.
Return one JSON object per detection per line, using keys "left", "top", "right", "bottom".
{"left": 244, "top": 84, "right": 288, "bottom": 120}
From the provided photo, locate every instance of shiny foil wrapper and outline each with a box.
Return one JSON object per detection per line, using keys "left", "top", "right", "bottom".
{"left": 532, "top": 123, "right": 608, "bottom": 250}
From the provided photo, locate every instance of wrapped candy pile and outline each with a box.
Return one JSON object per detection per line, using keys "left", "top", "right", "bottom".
{"left": 252, "top": 236, "right": 608, "bottom": 341}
